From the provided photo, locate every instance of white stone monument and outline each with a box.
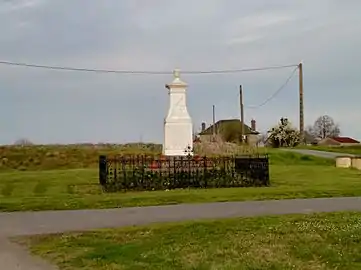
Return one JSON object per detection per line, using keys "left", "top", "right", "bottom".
{"left": 163, "top": 69, "right": 193, "bottom": 156}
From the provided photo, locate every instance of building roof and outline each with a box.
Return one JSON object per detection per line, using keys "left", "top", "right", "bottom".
{"left": 331, "top": 137, "right": 360, "bottom": 144}
{"left": 199, "top": 119, "right": 256, "bottom": 136}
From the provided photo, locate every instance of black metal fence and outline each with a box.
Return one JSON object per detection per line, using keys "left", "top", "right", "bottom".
{"left": 99, "top": 155, "right": 269, "bottom": 192}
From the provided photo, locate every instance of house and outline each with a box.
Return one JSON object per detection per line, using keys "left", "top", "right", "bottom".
{"left": 317, "top": 137, "right": 360, "bottom": 146}
{"left": 197, "top": 119, "right": 260, "bottom": 146}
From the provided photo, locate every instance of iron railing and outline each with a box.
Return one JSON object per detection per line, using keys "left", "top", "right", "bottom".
{"left": 99, "top": 155, "right": 269, "bottom": 192}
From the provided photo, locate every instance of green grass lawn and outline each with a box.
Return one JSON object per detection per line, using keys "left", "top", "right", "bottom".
{"left": 18, "top": 211, "right": 361, "bottom": 270}
{"left": 1, "top": 147, "right": 360, "bottom": 212}
{"left": 1, "top": 151, "right": 360, "bottom": 212}
{"left": 297, "top": 145, "right": 361, "bottom": 155}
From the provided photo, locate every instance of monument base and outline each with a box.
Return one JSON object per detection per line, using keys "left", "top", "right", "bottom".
{"left": 163, "top": 121, "right": 193, "bottom": 157}
{"left": 163, "top": 149, "right": 190, "bottom": 156}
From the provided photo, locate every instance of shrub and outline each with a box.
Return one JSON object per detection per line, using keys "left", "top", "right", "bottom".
{"left": 268, "top": 118, "right": 301, "bottom": 148}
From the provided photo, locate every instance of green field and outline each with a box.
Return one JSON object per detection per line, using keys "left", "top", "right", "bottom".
{"left": 19, "top": 211, "right": 361, "bottom": 270}
{"left": 0, "top": 144, "right": 162, "bottom": 172}
{"left": 0, "top": 143, "right": 334, "bottom": 172}
{"left": 1, "top": 147, "right": 360, "bottom": 212}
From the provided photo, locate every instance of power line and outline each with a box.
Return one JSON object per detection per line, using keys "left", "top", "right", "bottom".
{"left": 181, "top": 64, "right": 297, "bottom": 74}
{"left": 0, "top": 60, "right": 168, "bottom": 74}
{"left": 0, "top": 60, "right": 297, "bottom": 75}
{"left": 245, "top": 66, "right": 299, "bottom": 109}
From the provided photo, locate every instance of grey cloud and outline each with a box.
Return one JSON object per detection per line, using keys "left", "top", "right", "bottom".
{"left": 0, "top": 0, "right": 361, "bottom": 144}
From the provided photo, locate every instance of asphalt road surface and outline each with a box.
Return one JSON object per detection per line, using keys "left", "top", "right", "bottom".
{"left": 282, "top": 148, "right": 355, "bottom": 159}
{"left": 1, "top": 197, "right": 361, "bottom": 238}
{"left": 2, "top": 197, "right": 361, "bottom": 270}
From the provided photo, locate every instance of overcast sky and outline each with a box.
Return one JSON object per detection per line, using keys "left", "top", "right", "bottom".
{"left": 0, "top": 0, "right": 360, "bottom": 144}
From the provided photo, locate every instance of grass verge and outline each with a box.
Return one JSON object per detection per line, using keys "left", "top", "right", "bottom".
{"left": 1, "top": 161, "right": 360, "bottom": 212}
{"left": 18, "top": 211, "right": 361, "bottom": 270}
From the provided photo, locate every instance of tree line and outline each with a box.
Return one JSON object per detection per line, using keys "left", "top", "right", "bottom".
{"left": 12, "top": 115, "right": 341, "bottom": 148}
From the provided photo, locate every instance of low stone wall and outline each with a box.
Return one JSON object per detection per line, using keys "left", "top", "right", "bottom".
{"left": 336, "top": 156, "right": 361, "bottom": 170}
{"left": 335, "top": 156, "right": 352, "bottom": 168}
{"left": 351, "top": 156, "right": 361, "bottom": 170}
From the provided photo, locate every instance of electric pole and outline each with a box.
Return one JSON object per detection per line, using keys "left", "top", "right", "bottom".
{"left": 212, "top": 104, "right": 216, "bottom": 139}
{"left": 298, "top": 62, "right": 304, "bottom": 143}
{"left": 240, "top": 85, "right": 245, "bottom": 143}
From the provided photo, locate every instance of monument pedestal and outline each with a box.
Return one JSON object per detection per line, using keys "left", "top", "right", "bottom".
{"left": 163, "top": 70, "right": 193, "bottom": 156}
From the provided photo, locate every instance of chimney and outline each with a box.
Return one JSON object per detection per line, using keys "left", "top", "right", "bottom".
{"left": 251, "top": 119, "right": 256, "bottom": 132}
{"left": 201, "top": 122, "right": 206, "bottom": 132}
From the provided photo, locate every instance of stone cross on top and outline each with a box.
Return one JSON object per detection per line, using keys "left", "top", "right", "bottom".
{"left": 173, "top": 69, "right": 180, "bottom": 79}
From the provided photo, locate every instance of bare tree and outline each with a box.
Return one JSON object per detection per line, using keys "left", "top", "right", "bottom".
{"left": 304, "top": 126, "right": 318, "bottom": 144}
{"left": 14, "top": 138, "right": 33, "bottom": 146}
{"left": 309, "top": 115, "right": 341, "bottom": 139}
{"left": 259, "top": 133, "right": 268, "bottom": 145}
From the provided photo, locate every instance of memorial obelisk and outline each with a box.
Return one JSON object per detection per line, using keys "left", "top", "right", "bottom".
{"left": 163, "top": 69, "right": 193, "bottom": 156}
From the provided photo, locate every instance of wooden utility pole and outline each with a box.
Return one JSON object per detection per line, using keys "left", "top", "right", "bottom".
{"left": 212, "top": 104, "right": 216, "bottom": 139}
{"left": 298, "top": 62, "right": 304, "bottom": 143}
{"left": 240, "top": 85, "right": 245, "bottom": 143}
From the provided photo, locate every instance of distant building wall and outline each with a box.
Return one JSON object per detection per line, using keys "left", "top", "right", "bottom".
{"left": 198, "top": 119, "right": 260, "bottom": 145}
{"left": 199, "top": 134, "right": 223, "bottom": 143}
{"left": 318, "top": 138, "right": 360, "bottom": 147}
{"left": 317, "top": 138, "right": 339, "bottom": 146}
{"left": 339, "top": 143, "right": 361, "bottom": 146}
{"left": 246, "top": 134, "right": 260, "bottom": 147}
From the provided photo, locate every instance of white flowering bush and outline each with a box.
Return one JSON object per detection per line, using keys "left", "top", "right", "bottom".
{"left": 267, "top": 118, "right": 301, "bottom": 148}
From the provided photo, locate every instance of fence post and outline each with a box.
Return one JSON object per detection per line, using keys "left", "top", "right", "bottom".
{"left": 264, "top": 155, "right": 270, "bottom": 186}
{"left": 99, "top": 155, "right": 107, "bottom": 186}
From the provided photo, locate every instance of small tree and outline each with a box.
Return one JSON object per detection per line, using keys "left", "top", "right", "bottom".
{"left": 309, "top": 115, "right": 340, "bottom": 139}
{"left": 267, "top": 118, "right": 301, "bottom": 148}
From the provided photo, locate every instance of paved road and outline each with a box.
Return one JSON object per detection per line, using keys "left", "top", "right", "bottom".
{"left": 2, "top": 197, "right": 361, "bottom": 238}
{"left": 2, "top": 197, "right": 361, "bottom": 269}
{"left": 282, "top": 148, "right": 355, "bottom": 159}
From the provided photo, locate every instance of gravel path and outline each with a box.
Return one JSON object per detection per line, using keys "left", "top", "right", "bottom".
{"left": 2, "top": 197, "right": 361, "bottom": 269}
{"left": 282, "top": 148, "right": 355, "bottom": 159}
